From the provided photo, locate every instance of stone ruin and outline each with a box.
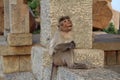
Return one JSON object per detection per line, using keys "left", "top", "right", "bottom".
{"left": 0, "top": 0, "right": 119, "bottom": 80}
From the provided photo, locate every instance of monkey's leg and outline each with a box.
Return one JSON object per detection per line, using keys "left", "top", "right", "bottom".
{"left": 73, "top": 63, "right": 88, "bottom": 69}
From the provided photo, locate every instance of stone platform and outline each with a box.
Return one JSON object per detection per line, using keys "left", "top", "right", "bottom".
{"left": 93, "top": 32, "right": 120, "bottom": 50}
{"left": 57, "top": 67, "right": 120, "bottom": 80}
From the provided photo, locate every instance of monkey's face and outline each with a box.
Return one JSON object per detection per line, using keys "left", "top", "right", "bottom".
{"left": 59, "top": 19, "right": 72, "bottom": 32}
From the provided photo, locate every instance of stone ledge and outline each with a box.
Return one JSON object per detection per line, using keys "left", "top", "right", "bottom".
{"left": 31, "top": 46, "right": 52, "bottom": 80}
{"left": 93, "top": 42, "right": 120, "bottom": 50}
{"left": 4, "top": 72, "right": 36, "bottom": 80}
{"left": 7, "top": 33, "right": 32, "bottom": 46}
{"left": 0, "top": 45, "right": 32, "bottom": 56}
{"left": 74, "top": 49, "right": 104, "bottom": 68}
{"left": 57, "top": 67, "right": 120, "bottom": 80}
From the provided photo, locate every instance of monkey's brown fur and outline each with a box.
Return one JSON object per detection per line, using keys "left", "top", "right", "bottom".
{"left": 50, "top": 41, "right": 88, "bottom": 80}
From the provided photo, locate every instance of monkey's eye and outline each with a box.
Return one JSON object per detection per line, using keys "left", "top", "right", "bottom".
{"left": 64, "top": 20, "right": 66, "bottom": 22}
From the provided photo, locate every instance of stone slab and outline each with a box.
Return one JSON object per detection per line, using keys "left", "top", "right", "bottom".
{"left": 2, "top": 56, "right": 19, "bottom": 73}
{"left": 5, "top": 72, "right": 36, "bottom": 80}
{"left": 105, "top": 51, "right": 117, "bottom": 65}
{"left": 31, "top": 46, "right": 52, "bottom": 80}
{"left": 10, "top": 0, "right": 29, "bottom": 33}
{"left": 0, "top": 45, "right": 31, "bottom": 56}
{"left": 57, "top": 67, "right": 120, "bottom": 80}
{"left": 41, "top": 0, "right": 92, "bottom": 48}
{"left": 20, "top": 55, "right": 31, "bottom": 72}
{"left": 74, "top": 49, "right": 104, "bottom": 68}
{"left": 7, "top": 33, "right": 32, "bottom": 46}
{"left": 2, "top": 55, "right": 31, "bottom": 73}
{"left": 93, "top": 33, "right": 120, "bottom": 50}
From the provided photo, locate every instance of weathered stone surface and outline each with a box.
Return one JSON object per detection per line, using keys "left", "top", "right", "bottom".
{"left": 4, "top": 0, "right": 10, "bottom": 37}
{"left": 10, "top": 0, "right": 29, "bottom": 33}
{"left": 31, "top": 46, "right": 52, "bottom": 80}
{"left": 117, "top": 51, "right": 120, "bottom": 65}
{"left": 93, "top": 0, "right": 112, "bottom": 29}
{"left": 93, "top": 33, "right": 120, "bottom": 50}
{"left": 7, "top": 33, "right": 32, "bottom": 46}
{"left": 20, "top": 55, "right": 31, "bottom": 72}
{"left": 0, "top": 7, "right": 4, "bottom": 35}
{"left": 0, "top": 45, "right": 31, "bottom": 56}
{"left": 74, "top": 49, "right": 104, "bottom": 68}
{"left": 112, "top": 9, "right": 120, "bottom": 30}
{"left": 57, "top": 67, "right": 120, "bottom": 80}
{"left": 0, "top": 56, "right": 5, "bottom": 80}
{"left": 5, "top": 72, "right": 36, "bottom": 80}
{"left": 105, "top": 51, "right": 117, "bottom": 65}
{"left": 2, "top": 55, "right": 31, "bottom": 73}
{"left": 41, "top": 0, "right": 92, "bottom": 48}
{"left": 2, "top": 56, "right": 19, "bottom": 73}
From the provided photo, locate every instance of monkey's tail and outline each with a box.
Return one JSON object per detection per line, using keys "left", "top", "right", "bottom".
{"left": 50, "top": 63, "right": 58, "bottom": 80}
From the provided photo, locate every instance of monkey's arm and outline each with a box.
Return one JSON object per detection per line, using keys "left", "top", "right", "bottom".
{"left": 54, "top": 41, "right": 75, "bottom": 52}
{"left": 49, "top": 31, "right": 60, "bottom": 55}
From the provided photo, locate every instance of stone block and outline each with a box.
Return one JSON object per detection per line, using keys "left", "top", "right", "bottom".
{"left": 10, "top": 0, "right": 29, "bottom": 33}
{"left": 20, "top": 55, "right": 31, "bottom": 72}
{"left": 2, "top": 56, "right": 19, "bottom": 73}
{"left": 2, "top": 55, "right": 31, "bottom": 73}
{"left": 74, "top": 49, "right": 104, "bottom": 68}
{"left": 5, "top": 72, "right": 36, "bottom": 80}
{"left": 93, "top": 33, "right": 120, "bottom": 50}
{"left": 57, "top": 67, "right": 120, "bottom": 80}
{"left": 31, "top": 46, "right": 52, "bottom": 80}
{"left": 0, "top": 45, "right": 31, "bottom": 56}
{"left": 7, "top": 33, "right": 32, "bottom": 46}
{"left": 41, "top": 0, "right": 92, "bottom": 48}
{"left": 112, "top": 9, "right": 120, "bottom": 30}
{"left": 105, "top": 51, "right": 116, "bottom": 65}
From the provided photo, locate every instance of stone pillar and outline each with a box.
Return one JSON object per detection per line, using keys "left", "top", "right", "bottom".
{"left": 4, "top": 0, "right": 10, "bottom": 37}
{"left": 0, "top": 0, "right": 4, "bottom": 35}
{"left": 2, "top": 0, "right": 32, "bottom": 74}
{"left": 31, "top": 46, "right": 52, "bottom": 80}
{"left": 40, "top": 0, "right": 92, "bottom": 48}
{"left": 6, "top": 0, "right": 32, "bottom": 46}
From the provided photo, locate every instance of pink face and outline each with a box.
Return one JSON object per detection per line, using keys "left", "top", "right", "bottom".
{"left": 59, "top": 19, "right": 73, "bottom": 32}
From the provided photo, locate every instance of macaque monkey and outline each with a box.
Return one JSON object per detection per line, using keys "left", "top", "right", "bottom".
{"left": 50, "top": 16, "right": 88, "bottom": 80}
{"left": 53, "top": 41, "right": 87, "bottom": 68}
{"left": 50, "top": 41, "right": 87, "bottom": 80}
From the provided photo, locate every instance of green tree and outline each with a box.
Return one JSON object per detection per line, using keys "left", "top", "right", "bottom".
{"left": 103, "top": 22, "right": 118, "bottom": 34}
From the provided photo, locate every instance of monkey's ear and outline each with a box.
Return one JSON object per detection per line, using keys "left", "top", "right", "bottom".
{"left": 71, "top": 41, "right": 75, "bottom": 44}
{"left": 58, "top": 25, "right": 60, "bottom": 28}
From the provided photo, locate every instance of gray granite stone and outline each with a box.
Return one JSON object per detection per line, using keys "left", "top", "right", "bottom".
{"left": 4, "top": 72, "right": 36, "bottom": 80}
{"left": 74, "top": 49, "right": 104, "bottom": 68}
{"left": 57, "top": 67, "right": 120, "bottom": 80}
{"left": 31, "top": 46, "right": 52, "bottom": 80}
